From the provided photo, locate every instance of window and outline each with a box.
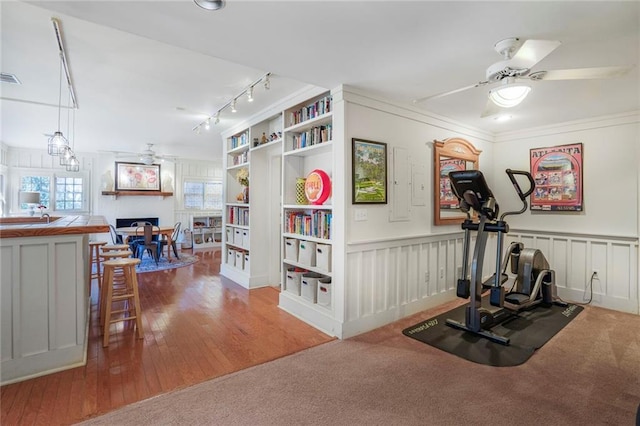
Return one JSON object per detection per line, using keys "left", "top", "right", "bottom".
{"left": 55, "top": 177, "right": 84, "bottom": 210}
{"left": 184, "top": 180, "right": 222, "bottom": 210}
{"left": 19, "top": 172, "right": 88, "bottom": 212}
{"left": 20, "top": 175, "right": 51, "bottom": 209}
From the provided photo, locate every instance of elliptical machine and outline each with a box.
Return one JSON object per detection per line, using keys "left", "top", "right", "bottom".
{"left": 445, "top": 169, "right": 565, "bottom": 345}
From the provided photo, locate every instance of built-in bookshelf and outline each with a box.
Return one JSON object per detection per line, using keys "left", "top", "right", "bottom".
{"left": 191, "top": 214, "right": 222, "bottom": 249}
{"left": 220, "top": 87, "right": 342, "bottom": 336}
{"left": 280, "top": 91, "right": 335, "bottom": 318}
{"left": 220, "top": 113, "right": 282, "bottom": 289}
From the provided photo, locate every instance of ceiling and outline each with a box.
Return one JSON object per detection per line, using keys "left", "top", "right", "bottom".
{"left": 2, "top": 1, "right": 639, "bottom": 161}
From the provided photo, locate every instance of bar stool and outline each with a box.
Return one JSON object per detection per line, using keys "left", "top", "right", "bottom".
{"left": 99, "top": 250, "right": 132, "bottom": 322}
{"left": 89, "top": 241, "right": 108, "bottom": 292}
{"left": 101, "top": 257, "right": 144, "bottom": 347}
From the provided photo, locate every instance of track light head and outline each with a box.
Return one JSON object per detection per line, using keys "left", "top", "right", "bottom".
{"left": 231, "top": 99, "right": 237, "bottom": 113}
{"left": 264, "top": 75, "right": 270, "bottom": 90}
{"left": 205, "top": 118, "right": 211, "bottom": 130}
{"left": 247, "top": 86, "right": 254, "bottom": 102}
{"left": 215, "top": 114, "right": 220, "bottom": 124}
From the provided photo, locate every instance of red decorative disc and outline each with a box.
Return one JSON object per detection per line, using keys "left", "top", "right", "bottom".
{"left": 304, "top": 169, "right": 331, "bottom": 205}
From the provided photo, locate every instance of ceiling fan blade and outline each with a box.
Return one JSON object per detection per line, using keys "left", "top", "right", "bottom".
{"left": 413, "top": 81, "right": 489, "bottom": 103}
{"left": 480, "top": 99, "right": 503, "bottom": 118}
{"left": 509, "top": 39, "right": 561, "bottom": 69}
{"left": 529, "top": 66, "right": 633, "bottom": 81}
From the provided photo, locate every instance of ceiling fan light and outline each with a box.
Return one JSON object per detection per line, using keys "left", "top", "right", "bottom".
{"left": 489, "top": 82, "right": 531, "bottom": 108}
{"left": 140, "top": 155, "right": 154, "bottom": 165}
{"left": 194, "top": 0, "right": 225, "bottom": 10}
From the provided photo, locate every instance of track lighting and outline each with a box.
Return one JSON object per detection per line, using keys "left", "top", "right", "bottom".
{"left": 192, "top": 72, "right": 272, "bottom": 133}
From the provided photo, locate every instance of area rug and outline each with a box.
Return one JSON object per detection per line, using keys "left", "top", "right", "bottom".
{"left": 402, "top": 300, "right": 583, "bottom": 366}
{"left": 135, "top": 253, "right": 198, "bottom": 273}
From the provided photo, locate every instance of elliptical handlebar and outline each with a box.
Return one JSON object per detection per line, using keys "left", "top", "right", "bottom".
{"left": 501, "top": 169, "right": 536, "bottom": 220}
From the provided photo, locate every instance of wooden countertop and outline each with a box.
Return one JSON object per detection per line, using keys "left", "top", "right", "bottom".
{"left": 0, "top": 215, "right": 109, "bottom": 238}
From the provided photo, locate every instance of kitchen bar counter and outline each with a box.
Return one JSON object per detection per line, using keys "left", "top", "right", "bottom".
{"left": 0, "top": 215, "right": 109, "bottom": 238}
{"left": 0, "top": 215, "right": 108, "bottom": 384}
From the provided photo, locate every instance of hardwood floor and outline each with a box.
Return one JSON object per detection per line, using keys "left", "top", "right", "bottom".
{"left": 1, "top": 249, "right": 334, "bottom": 425}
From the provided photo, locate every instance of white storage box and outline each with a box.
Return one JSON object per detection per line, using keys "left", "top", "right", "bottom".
{"left": 284, "top": 238, "right": 299, "bottom": 262}
{"left": 298, "top": 241, "right": 317, "bottom": 267}
{"left": 242, "top": 229, "right": 250, "bottom": 249}
{"left": 234, "top": 228, "right": 243, "bottom": 246}
{"left": 285, "top": 268, "right": 304, "bottom": 296}
{"left": 317, "top": 278, "right": 332, "bottom": 307}
{"left": 227, "top": 248, "right": 236, "bottom": 267}
{"left": 235, "top": 250, "right": 244, "bottom": 269}
{"left": 301, "top": 272, "right": 323, "bottom": 303}
{"left": 316, "top": 243, "right": 332, "bottom": 272}
{"left": 243, "top": 252, "right": 250, "bottom": 272}
{"left": 226, "top": 227, "right": 234, "bottom": 244}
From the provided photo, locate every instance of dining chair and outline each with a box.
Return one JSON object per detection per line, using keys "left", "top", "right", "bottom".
{"left": 160, "top": 222, "right": 181, "bottom": 259}
{"left": 128, "top": 221, "right": 152, "bottom": 253}
{"left": 134, "top": 224, "right": 161, "bottom": 265}
{"left": 109, "top": 224, "right": 124, "bottom": 244}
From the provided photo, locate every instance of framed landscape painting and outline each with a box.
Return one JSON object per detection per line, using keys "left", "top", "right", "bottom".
{"left": 352, "top": 138, "right": 387, "bottom": 204}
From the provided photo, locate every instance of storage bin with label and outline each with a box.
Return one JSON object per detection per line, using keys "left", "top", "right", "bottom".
{"left": 284, "top": 238, "right": 299, "bottom": 262}
{"left": 301, "top": 272, "right": 323, "bottom": 303}
{"left": 285, "top": 268, "right": 304, "bottom": 296}
{"left": 317, "top": 278, "right": 332, "bottom": 307}
{"left": 298, "top": 241, "right": 317, "bottom": 267}
{"left": 316, "top": 243, "right": 331, "bottom": 272}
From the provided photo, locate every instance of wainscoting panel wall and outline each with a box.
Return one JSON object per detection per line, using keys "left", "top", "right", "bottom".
{"left": 502, "top": 231, "right": 637, "bottom": 313}
{"left": 342, "top": 231, "right": 638, "bottom": 339}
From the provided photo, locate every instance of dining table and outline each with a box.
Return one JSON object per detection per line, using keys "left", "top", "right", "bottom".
{"left": 116, "top": 225, "right": 177, "bottom": 260}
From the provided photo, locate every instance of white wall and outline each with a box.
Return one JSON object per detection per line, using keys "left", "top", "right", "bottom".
{"left": 342, "top": 89, "right": 495, "bottom": 243}
{"left": 5, "top": 147, "right": 223, "bottom": 242}
{"left": 338, "top": 88, "right": 639, "bottom": 338}
{"left": 493, "top": 112, "right": 639, "bottom": 237}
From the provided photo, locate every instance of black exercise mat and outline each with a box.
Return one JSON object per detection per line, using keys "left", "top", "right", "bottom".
{"left": 402, "top": 301, "right": 583, "bottom": 366}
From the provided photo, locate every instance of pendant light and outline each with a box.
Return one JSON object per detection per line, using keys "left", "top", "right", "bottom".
{"left": 48, "top": 56, "right": 69, "bottom": 155}
{"left": 66, "top": 105, "right": 79, "bottom": 172}
{"left": 59, "top": 91, "right": 73, "bottom": 165}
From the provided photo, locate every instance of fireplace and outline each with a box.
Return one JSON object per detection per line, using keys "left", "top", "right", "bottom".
{"left": 116, "top": 217, "right": 159, "bottom": 228}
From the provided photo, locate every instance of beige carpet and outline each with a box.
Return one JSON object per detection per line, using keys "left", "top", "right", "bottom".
{"left": 79, "top": 303, "right": 640, "bottom": 425}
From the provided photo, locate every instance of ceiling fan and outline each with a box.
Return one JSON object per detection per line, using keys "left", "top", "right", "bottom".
{"left": 413, "top": 37, "right": 633, "bottom": 117}
{"left": 103, "top": 143, "right": 176, "bottom": 165}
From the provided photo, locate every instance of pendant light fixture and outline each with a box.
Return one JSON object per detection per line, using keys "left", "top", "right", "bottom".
{"left": 59, "top": 91, "right": 73, "bottom": 165}
{"left": 47, "top": 56, "right": 69, "bottom": 155}
{"left": 66, "top": 106, "right": 79, "bottom": 172}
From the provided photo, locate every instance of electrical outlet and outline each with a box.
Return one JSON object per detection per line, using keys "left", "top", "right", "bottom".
{"left": 592, "top": 269, "right": 599, "bottom": 278}
{"left": 354, "top": 209, "right": 368, "bottom": 221}
{"left": 439, "top": 267, "right": 444, "bottom": 279}
{"left": 424, "top": 271, "right": 430, "bottom": 283}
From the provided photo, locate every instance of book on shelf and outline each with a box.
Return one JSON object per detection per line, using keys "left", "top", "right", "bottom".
{"left": 231, "top": 150, "right": 249, "bottom": 165}
{"left": 230, "top": 132, "right": 249, "bottom": 149}
{"left": 285, "top": 210, "right": 332, "bottom": 240}
{"left": 288, "top": 95, "right": 332, "bottom": 126}
{"left": 227, "top": 206, "right": 250, "bottom": 226}
{"left": 291, "top": 124, "right": 332, "bottom": 150}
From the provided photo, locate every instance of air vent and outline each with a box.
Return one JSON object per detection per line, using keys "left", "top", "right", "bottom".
{"left": 0, "top": 73, "right": 21, "bottom": 85}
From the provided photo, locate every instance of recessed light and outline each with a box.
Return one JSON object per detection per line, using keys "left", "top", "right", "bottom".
{"left": 194, "top": 0, "right": 225, "bottom": 11}
{"left": 494, "top": 114, "right": 512, "bottom": 122}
